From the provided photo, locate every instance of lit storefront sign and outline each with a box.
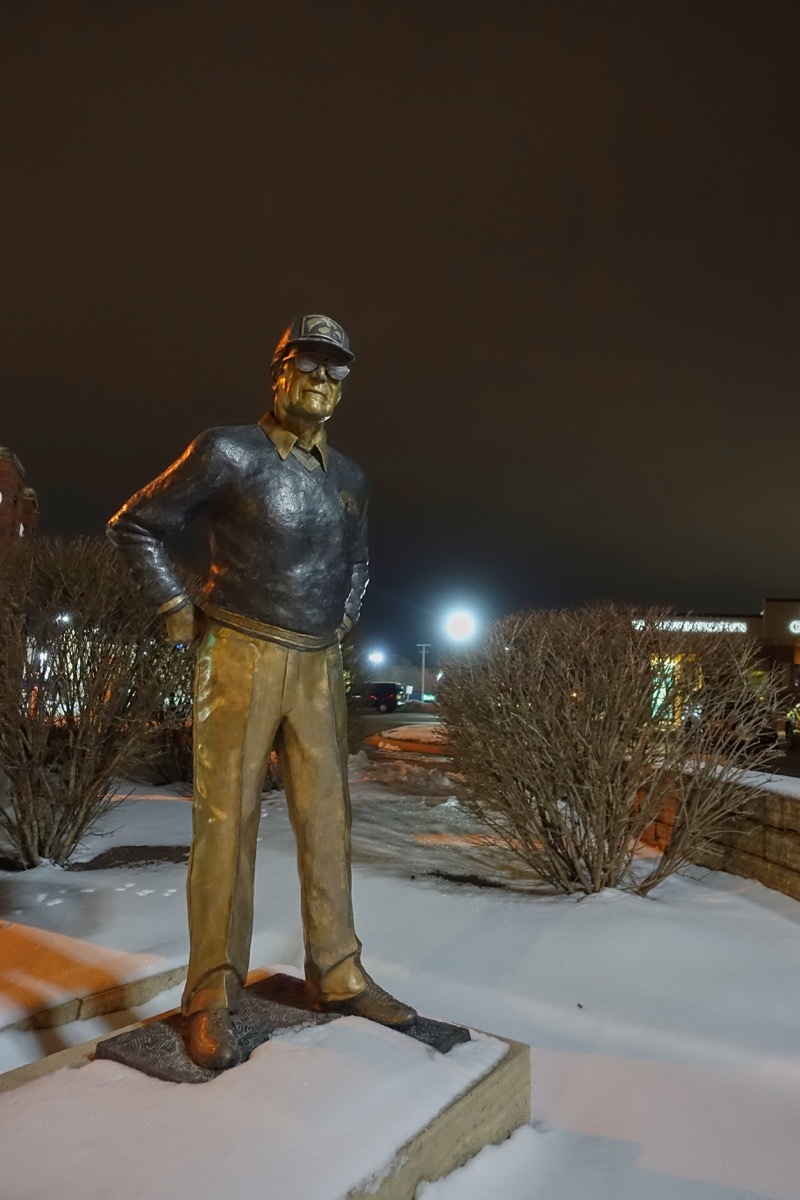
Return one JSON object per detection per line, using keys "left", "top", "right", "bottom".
{"left": 632, "top": 618, "right": 748, "bottom": 634}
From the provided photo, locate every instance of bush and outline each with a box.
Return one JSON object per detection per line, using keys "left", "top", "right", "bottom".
{"left": 438, "top": 605, "right": 783, "bottom": 896}
{"left": 0, "top": 538, "right": 193, "bottom": 867}
{"left": 342, "top": 632, "right": 370, "bottom": 753}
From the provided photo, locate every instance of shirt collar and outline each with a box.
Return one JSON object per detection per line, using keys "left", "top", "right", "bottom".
{"left": 259, "top": 411, "right": 329, "bottom": 471}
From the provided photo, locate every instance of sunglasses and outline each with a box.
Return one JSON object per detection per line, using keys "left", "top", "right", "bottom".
{"left": 288, "top": 352, "right": 351, "bottom": 382}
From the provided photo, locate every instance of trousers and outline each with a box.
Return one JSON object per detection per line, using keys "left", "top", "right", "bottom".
{"left": 181, "top": 619, "right": 366, "bottom": 1016}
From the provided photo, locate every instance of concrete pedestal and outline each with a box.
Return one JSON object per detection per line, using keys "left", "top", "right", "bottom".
{"left": 0, "top": 972, "right": 531, "bottom": 1199}
{"left": 346, "top": 1030, "right": 530, "bottom": 1199}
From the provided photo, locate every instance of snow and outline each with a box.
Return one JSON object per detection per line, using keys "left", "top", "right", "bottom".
{"left": 736, "top": 767, "right": 800, "bottom": 800}
{"left": 374, "top": 723, "right": 448, "bottom": 744}
{"left": 0, "top": 1023, "right": 506, "bottom": 1200}
{"left": 2, "top": 760, "right": 800, "bottom": 1198}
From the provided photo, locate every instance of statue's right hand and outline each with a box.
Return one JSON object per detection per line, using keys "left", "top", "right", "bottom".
{"left": 165, "top": 603, "right": 204, "bottom": 646}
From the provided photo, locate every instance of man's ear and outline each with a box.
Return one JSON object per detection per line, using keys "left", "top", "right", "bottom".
{"left": 271, "top": 361, "right": 288, "bottom": 407}
{"left": 270, "top": 354, "right": 287, "bottom": 390}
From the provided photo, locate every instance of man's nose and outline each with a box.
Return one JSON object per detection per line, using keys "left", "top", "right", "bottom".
{"left": 310, "top": 363, "right": 328, "bottom": 381}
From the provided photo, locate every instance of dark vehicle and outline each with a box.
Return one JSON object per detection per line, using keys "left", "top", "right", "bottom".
{"left": 368, "top": 682, "right": 404, "bottom": 713}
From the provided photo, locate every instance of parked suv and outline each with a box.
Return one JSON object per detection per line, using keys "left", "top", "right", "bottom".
{"left": 367, "top": 682, "right": 404, "bottom": 713}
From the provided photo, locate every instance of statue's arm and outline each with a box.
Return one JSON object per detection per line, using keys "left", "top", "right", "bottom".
{"left": 106, "top": 430, "right": 222, "bottom": 613}
{"left": 340, "top": 482, "right": 369, "bottom": 639}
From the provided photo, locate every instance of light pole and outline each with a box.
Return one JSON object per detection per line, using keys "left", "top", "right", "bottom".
{"left": 417, "top": 643, "right": 430, "bottom": 701}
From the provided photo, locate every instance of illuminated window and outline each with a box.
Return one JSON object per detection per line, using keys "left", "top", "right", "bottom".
{"left": 652, "top": 657, "right": 679, "bottom": 722}
{"left": 651, "top": 654, "right": 702, "bottom": 724}
{"left": 18, "top": 523, "right": 24, "bottom": 537}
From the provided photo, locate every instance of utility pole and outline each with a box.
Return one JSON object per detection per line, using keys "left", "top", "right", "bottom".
{"left": 417, "top": 643, "right": 431, "bottom": 702}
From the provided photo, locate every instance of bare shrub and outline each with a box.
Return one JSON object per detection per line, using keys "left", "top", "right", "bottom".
{"left": 438, "top": 605, "right": 783, "bottom": 895}
{"left": 0, "top": 538, "right": 192, "bottom": 867}
{"left": 342, "top": 631, "right": 370, "bottom": 753}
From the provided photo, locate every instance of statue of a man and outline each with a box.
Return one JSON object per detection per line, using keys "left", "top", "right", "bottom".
{"left": 108, "top": 314, "right": 415, "bottom": 1070}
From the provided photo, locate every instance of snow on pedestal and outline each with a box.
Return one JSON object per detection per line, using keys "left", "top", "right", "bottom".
{"left": 0, "top": 1015, "right": 530, "bottom": 1200}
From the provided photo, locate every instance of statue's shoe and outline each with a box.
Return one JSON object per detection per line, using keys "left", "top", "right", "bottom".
{"left": 321, "top": 976, "right": 417, "bottom": 1028}
{"left": 185, "top": 1008, "right": 241, "bottom": 1070}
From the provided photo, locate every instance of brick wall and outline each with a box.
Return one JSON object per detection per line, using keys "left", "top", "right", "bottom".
{"left": 641, "top": 783, "right": 800, "bottom": 903}
{"left": 0, "top": 449, "right": 38, "bottom": 543}
{"left": 693, "top": 791, "right": 800, "bottom": 902}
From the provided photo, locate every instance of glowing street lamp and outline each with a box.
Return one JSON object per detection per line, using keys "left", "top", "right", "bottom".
{"left": 367, "top": 650, "right": 385, "bottom": 667}
{"left": 444, "top": 609, "right": 477, "bottom": 642}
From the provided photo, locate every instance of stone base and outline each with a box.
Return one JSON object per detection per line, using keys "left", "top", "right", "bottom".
{"left": 347, "top": 1032, "right": 527, "bottom": 1200}
{"left": 94, "top": 971, "right": 471, "bottom": 1084}
{"left": 349, "top": 1033, "right": 530, "bottom": 1200}
{"left": 0, "top": 990, "right": 530, "bottom": 1200}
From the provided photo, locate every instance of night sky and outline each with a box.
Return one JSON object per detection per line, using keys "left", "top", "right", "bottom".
{"left": 2, "top": 2, "right": 799, "bottom": 661}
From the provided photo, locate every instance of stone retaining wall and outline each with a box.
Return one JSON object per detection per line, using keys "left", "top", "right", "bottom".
{"left": 642, "top": 786, "right": 800, "bottom": 903}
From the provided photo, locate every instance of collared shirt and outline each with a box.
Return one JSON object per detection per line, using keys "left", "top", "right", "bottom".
{"left": 259, "top": 411, "right": 329, "bottom": 472}
{"left": 107, "top": 414, "right": 368, "bottom": 640}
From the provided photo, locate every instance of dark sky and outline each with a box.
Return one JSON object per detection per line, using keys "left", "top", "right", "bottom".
{"left": 2, "top": 1, "right": 799, "bottom": 661}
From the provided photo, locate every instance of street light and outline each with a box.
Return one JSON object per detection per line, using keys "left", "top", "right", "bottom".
{"left": 444, "top": 609, "right": 477, "bottom": 642}
{"left": 367, "top": 650, "right": 385, "bottom": 667}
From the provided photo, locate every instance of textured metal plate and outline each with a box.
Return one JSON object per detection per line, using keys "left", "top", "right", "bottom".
{"left": 403, "top": 1016, "right": 471, "bottom": 1054}
{"left": 94, "top": 973, "right": 471, "bottom": 1083}
{"left": 95, "top": 989, "right": 329, "bottom": 1084}
{"left": 250, "top": 973, "right": 471, "bottom": 1053}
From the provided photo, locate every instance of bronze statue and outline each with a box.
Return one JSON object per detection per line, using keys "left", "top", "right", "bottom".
{"left": 108, "top": 314, "right": 415, "bottom": 1070}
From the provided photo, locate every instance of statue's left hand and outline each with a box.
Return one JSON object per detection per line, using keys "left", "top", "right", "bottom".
{"left": 165, "top": 602, "right": 205, "bottom": 646}
{"left": 336, "top": 615, "right": 353, "bottom": 643}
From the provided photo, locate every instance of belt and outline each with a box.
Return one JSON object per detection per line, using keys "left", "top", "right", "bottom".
{"left": 202, "top": 603, "right": 338, "bottom": 651}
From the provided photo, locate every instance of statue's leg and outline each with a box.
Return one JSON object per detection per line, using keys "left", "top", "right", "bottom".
{"left": 182, "top": 623, "right": 283, "bottom": 1018}
{"left": 278, "top": 642, "right": 367, "bottom": 1001}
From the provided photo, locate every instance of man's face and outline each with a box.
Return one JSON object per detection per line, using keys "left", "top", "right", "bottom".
{"left": 274, "top": 350, "right": 346, "bottom": 426}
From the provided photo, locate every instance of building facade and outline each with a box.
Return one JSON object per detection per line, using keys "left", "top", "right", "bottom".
{"left": 642, "top": 601, "right": 800, "bottom": 699}
{"left": 0, "top": 447, "right": 38, "bottom": 544}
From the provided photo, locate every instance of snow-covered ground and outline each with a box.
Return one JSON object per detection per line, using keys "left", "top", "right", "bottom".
{"left": 370, "top": 722, "right": 448, "bottom": 743}
{"left": 2, "top": 755, "right": 800, "bottom": 1198}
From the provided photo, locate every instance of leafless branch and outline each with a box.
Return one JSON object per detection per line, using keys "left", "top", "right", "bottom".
{"left": 438, "top": 605, "right": 784, "bottom": 895}
{"left": 0, "top": 538, "right": 193, "bottom": 867}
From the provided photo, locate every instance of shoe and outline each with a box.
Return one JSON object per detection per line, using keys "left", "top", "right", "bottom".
{"left": 321, "top": 976, "right": 417, "bottom": 1028}
{"left": 185, "top": 1008, "right": 241, "bottom": 1070}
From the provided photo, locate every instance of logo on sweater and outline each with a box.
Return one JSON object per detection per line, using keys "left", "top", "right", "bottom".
{"left": 339, "top": 490, "right": 358, "bottom": 515}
